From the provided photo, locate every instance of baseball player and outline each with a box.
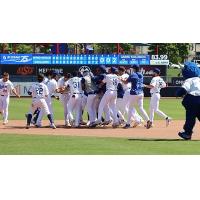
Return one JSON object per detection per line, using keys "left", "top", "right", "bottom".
{"left": 26, "top": 74, "right": 56, "bottom": 129}
{"left": 93, "top": 67, "right": 120, "bottom": 128}
{"left": 93, "top": 65, "right": 112, "bottom": 125}
{"left": 118, "top": 66, "right": 143, "bottom": 126}
{"left": 81, "top": 69, "right": 99, "bottom": 126}
{"left": 57, "top": 73, "right": 71, "bottom": 126}
{"left": 36, "top": 71, "right": 58, "bottom": 127}
{"left": 121, "top": 65, "right": 151, "bottom": 129}
{"left": 144, "top": 68, "right": 172, "bottom": 127}
{"left": 0, "top": 72, "right": 20, "bottom": 125}
{"left": 64, "top": 71, "right": 85, "bottom": 127}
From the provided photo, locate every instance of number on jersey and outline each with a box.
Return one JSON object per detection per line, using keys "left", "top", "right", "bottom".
{"left": 36, "top": 87, "right": 43, "bottom": 95}
{"left": 73, "top": 82, "right": 79, "bottom": 89}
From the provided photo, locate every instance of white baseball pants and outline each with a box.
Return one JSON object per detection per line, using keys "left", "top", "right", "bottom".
{"left": 149, "top": 93, "right": 168, "bottom": 122}
{"left": 0, "top": 95, "right": 10, "bottom": 122}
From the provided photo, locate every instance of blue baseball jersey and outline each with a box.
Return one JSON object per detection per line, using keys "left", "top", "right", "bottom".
{"left": 117, "top": 83, "right": 125, "bottom": 98}
{"left": 127, "top": 72, "right": 143, "bottom": 95}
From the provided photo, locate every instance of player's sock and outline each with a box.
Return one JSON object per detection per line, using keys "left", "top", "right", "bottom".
{"left": 33, "top": 110, "right": 40, "bottom": 124}
{"left": 27, "top": 114, "right": 32, "bottom": 125}
{"left": 47, "top": 114, "right": 54, "bottom": 124}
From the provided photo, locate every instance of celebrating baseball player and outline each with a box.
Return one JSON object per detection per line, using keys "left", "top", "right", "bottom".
{"left": 144, "top": 68, "right": 172, "bottom": 127}
{"left": 121, "top": 65, "right": 151, "bottom": 129}
{"left": 64, "top": 71, "right": 85, "bottom": 127}
{"left": 81, "top": 67, "right": 99, "bottom": 127}
{"left": 57, "top": 73, "right": 71, "bottom": 126}
{"left": 0, "top": 72, "right": 20, "bottom": 125}
{"left": 36, "top": 71, "right": 59, "bottom": 127}
{"left": 26, "top": 74, "right": 56, "bottom": 129}
{"left": 118, "top": 66, "right": 143, "bottom": 126}
{"left": 93, "top": 66, "right": 120, "bottom": 128}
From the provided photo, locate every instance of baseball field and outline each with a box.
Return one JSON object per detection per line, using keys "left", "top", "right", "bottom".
{"left": 0, "top": 97, "right": 200, "bottom": 155}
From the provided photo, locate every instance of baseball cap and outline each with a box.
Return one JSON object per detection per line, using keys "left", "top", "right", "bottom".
{"left": 131, "top": 64, "right": 140, "bottom": 69}
{"left": 111, "top": 67, "right": 118, "bottom": 73}
{"left": 153, "top": 68, "right": 161, "bottom": 74}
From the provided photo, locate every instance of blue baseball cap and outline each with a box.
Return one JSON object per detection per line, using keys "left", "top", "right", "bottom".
{"left": 153, "top": 68, "right": 161, "bottom": 74}
{"left": 131, "top": 64, "right": 140, "bottom": 69}
{"left": 111, "top": 66, "right": 118, "bottom": 73}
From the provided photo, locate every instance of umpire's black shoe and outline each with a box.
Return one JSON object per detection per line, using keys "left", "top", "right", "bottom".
{"left": 178, "top": 131, "right": 192, "bottom": 140}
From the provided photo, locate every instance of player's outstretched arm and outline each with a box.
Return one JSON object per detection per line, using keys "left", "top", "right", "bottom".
{"left": 12, "top": 89, "right": 20, "bottom": 98}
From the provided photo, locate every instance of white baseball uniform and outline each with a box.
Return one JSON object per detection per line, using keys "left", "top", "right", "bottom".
{"left": 0, "top": 79, "right": 15, "bottom": 123}
{"left": 97, "top": 74, "right": 119, "bottom": 124}
{"left": 36, "top": 78, "right": 58, "bottom": 126}
{"left": 65, "top": 77, "right": 84, "bottom": 127}
{"left": 28, "top": 82, "right": 50, "bottom": 116}
{"left": 149, "top": 76, "right": 168, "bottom": 122}
{"left": 57, "top": 77, "right": 71, "bottom": 125}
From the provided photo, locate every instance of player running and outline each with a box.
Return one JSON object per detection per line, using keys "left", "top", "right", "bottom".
{"left": 0, "top": 72, "right": 20, "bottom": 125}
{"left": 26, "top": 74, "right": 56, "bottom": 129}
{"left": 36, "top": 71, "right": 59, "bottom": 127}
{"left": 144, "top": 68, "right": 172, "bottom": 127}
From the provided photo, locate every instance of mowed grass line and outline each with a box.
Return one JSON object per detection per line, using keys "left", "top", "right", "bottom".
{"left": 8, "top": 97, "right": 184, "bottom": 120}
{"left": 0, "top": 134, "right": 200, "bottom": 155}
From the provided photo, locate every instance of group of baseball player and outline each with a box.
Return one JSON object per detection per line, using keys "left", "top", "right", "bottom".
{"left": 23, "top": 65, "right": 172, "bottom": 129}
{"left": 0, "top": 65, "right": 172, "bottom": 129}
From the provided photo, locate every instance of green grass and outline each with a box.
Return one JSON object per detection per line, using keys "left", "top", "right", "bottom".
{"left": 0, "top": 97, "right": 192, "bottom": 155}
{"left": 167, "top": 68, "right": 182, "bottom": 77}
{"left": 0, "top": 134, "right": 199, "bottom": 155}
{"left": 7, "top": 97, "right": 185, "bottom": 120}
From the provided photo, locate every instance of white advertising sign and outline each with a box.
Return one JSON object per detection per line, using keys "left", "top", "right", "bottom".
{"left": 11, "top": 82, "right": 34, "bottom": 97}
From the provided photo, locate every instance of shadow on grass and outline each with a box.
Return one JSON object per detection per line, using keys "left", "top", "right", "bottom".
{"left": 128, "top": 138, "right": 200, "bottom": 141}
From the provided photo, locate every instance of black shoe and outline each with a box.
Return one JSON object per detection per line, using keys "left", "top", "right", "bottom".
{"left": 146, "top": 120, "right": 152, "bottom": 129}
{"left": 123, "top": 124, "right": 130, "bottom": 129}
{"left": 178, "top": 131, "right": 192, "bottom": 140}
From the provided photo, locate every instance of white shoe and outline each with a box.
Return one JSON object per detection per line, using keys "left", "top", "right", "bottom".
{"left": 166, "top": 117, "right": 172, "bottom": 127}
{"left": 3, "top": 120, "right": 8, "bottom": 125}
{"left": 50, "top": 123, "right": 56, "bottom": 129}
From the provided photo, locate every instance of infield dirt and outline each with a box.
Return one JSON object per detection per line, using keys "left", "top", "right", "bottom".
{"left": 0, "top": 120, "right": 200, "bottom": 140}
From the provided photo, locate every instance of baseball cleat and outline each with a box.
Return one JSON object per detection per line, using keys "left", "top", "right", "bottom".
{"left": 123, "top": 124, "right": 131, "bottom": 129}
{"left": 3, "top": 120, "right": 8, "bottom": 125}
{"left": 35, "top": 124, "right": 42, "bottom": 128}
{"left": 102, "top": 120, "right": 112, "bottom": 126}
{"left": 25, "top": 124, "right": 30, "bottom": 129}
{"left": 146, "top": 120, "right": 152, "bottom": 129}
{"left": 166, "top": 117, "right": 172, "bottom": 127}
{"left": 112, "top": 122, "right": 120, "bottom": 128}
{"left": 79, "top": 121, "right": 87, "bottom": 126}
{"left": 178, "top": 131, "right": 192, "bottom": 140}
{"left": 133, "top": 120, "right": 143, "bottom": 128}
{"left": 119, "top": 119, "right": 125, "bottom": 126}
{"left": 50, "top": 123, "right": 56, "bottom": 129}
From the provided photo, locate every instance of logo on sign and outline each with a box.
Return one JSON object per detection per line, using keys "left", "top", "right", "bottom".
{"left": 17, "top": 66, "right": 34, "bottom": 75}
{"left": 2, "top": 55, "right": 32, "bottom": 63}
